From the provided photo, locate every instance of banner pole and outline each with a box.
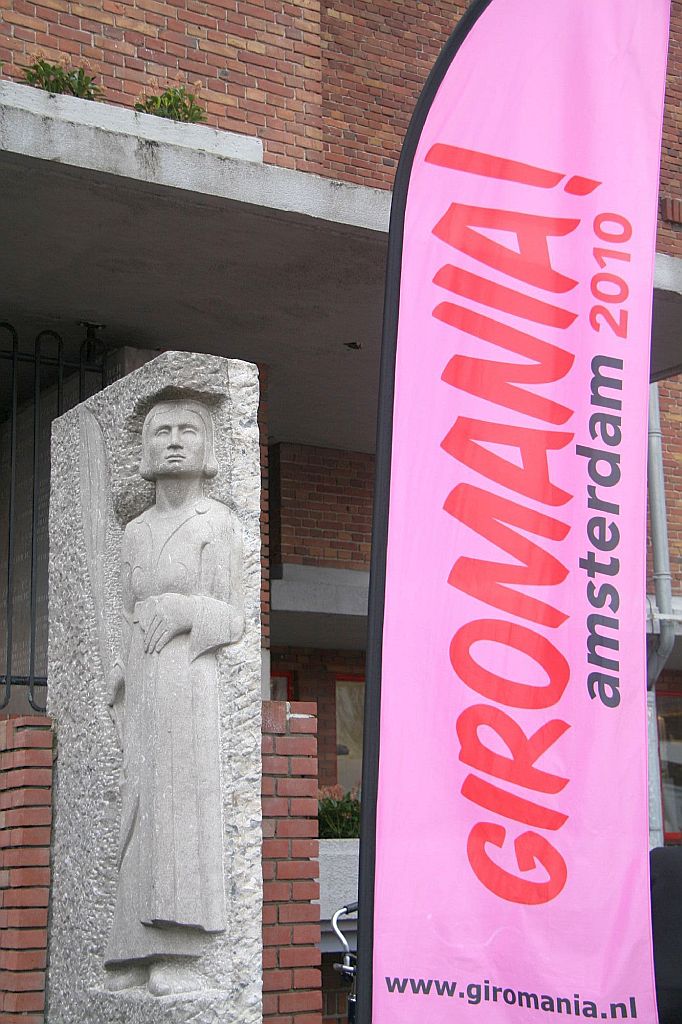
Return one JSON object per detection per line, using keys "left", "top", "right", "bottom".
{"left": 356, "top": 6, "right": 497, "bottom": 1020}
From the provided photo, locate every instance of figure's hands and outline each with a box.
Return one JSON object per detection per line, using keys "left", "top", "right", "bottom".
{"left": 107, "top": 661, "right": 125, "bottom": 706}
{"left": 139, "top": 594, "right": 195, "bottom": 654}
{"left": 107, "top": 662, "right": 125, "bottom": 748}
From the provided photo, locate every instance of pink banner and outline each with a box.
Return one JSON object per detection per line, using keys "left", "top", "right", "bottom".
{"left": 364, "top": 2, "right": 670, "bottom": 1022}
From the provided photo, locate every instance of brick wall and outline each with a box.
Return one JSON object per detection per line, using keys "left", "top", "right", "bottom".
{"left": 2, "top": 0, "right": 682, "bottom": 251}
{"left": 270, "top": 444, "right": 373, "bottom": 573}
{"left": 262, "top": 701, "right": 322, "bottom": 1024}
{"left": 270, "top": 649, "right": 365, "bottom": 788}
{"left": 320, "top": 0, "right": 464, "bottom": 188}
{"left": 0, "top": 715, "right": 53, "bottom": 1024}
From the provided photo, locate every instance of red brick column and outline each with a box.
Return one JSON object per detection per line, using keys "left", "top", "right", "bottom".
{"left": 0, "top": 715, "right": 53, "bottom": 1024}
{"left": 262, "top": 701, "right": 322, "bottom": 1024}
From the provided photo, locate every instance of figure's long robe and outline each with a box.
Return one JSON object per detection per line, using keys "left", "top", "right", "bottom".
{"left": 105, "top": 497, "right": 243, "bottom": 965}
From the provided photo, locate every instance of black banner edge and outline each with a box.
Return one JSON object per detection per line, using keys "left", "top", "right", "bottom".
{"left": 355, "top": 1, "right": 497, "bottom": 1021}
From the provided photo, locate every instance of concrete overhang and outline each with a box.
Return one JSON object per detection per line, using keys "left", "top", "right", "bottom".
{"left": 0, "top": 81, "right": 679, "bottom": 458}
{"left": 0, "top": 81, "right": 389, "bottom": 453}
{"left": 0, "top": 81, "right": 391, "bottom": 231}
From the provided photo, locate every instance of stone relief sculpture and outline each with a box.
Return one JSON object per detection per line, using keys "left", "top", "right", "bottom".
{"left": 103, "top": 398, "right": 244, "bottom": 997}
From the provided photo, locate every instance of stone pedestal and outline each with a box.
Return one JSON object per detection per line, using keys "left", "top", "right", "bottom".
{"left": 46, "top": 352, "right": 262, "bottom": 1023}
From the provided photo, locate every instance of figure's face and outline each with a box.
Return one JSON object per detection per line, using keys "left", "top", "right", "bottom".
{"left": 144, "top": 407, "right": 206, "bottom": 478}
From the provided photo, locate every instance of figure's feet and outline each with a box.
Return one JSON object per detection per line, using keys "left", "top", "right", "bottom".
{"left": 105, "top": 965, "right": 148, "bottom": 991}
{"left": 148, "top": 961, "right": 203, "bottom": 997}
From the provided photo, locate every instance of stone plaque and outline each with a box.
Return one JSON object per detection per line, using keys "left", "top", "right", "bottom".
{"left": 47, "top": 352, "right": 262, "bottom": 1023}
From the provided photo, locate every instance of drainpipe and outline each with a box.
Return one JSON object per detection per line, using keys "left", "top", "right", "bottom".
{"left": 646, "top": 382, "right": 674, "bottom": 849}
{"left": 647, "top": 381, "right": 675, "bottom": 689}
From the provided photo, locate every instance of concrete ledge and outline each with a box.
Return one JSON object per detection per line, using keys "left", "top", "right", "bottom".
{"left": 271, "top": 564, "right": 369, "bottom": 617}
{"left": 0, "top": 79, "right": 263, "bottom": 161}
{"left": 0, "top": 80, "right": 391, "bottom": 231}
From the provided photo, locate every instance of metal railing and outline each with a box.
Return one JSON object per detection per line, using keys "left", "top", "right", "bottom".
{"left": 0, "top": 322, "right": 106, "bottom": 711}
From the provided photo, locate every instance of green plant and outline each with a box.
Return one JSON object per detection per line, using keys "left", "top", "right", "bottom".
{"left": 22, "top": 58, "right": 101, "bottom": 100}
{"left": 318, "top": 786, "right": 361, "bottom": 839}
{"left": 135, "top": 85, "right": 205, "bottom": 123}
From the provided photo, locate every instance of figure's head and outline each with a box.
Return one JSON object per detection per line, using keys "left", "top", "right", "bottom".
{"left": 139, "top": 399, "right": 218, "bottom": 481}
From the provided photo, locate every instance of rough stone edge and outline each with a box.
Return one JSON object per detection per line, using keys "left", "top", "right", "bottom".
{"left": 46, "top": 351, "right": 262, "bottom": 1024}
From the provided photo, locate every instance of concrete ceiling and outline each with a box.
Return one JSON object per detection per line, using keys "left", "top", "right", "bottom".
{"left": 0, "top": 150, "right": 386, "bottom": 452}
{"left": 1, "top": 149, "right": 679, "bottom": 455}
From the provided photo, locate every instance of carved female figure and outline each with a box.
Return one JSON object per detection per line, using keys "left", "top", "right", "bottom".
{"left": 105, "top": 399, "right": 243, "bottom": 996}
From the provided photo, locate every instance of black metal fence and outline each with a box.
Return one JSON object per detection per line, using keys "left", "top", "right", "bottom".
{"left": 0, "top": 322, "right": 106, "bottom": 711}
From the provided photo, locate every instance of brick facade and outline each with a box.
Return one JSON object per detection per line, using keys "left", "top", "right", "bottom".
{"left": 271, "top": 444, "right": 373, "bottom": 573}
{"left": 0, "top": 715, "right": 53, "bottom": 1024}
{"left": 1, "top": 0, "right": 681, "bottom": 252}
{"left": 271, "top": 648, "right": 365, "bottom": 788}
{"left": 319, "top": 1, "right": 465, "bottom": 188}
{"left": 262, "top": 701, "right": 322, "bottom": 1024}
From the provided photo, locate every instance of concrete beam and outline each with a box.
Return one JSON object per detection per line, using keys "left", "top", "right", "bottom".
{"left": 269, "top": 566, "right": 369, "bottom": 649}
{"left": 647, "top": 595, "right": 682, "bottom": 673}
{"left": 5, "top": 82, "right": 682, "bottom": 260}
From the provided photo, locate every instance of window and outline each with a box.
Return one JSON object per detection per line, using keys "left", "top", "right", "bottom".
{"left": 658, "top": 690, "right": 682, "bottom": 843}
{"left": 335, "top": 676, "right": 364, "bottom": 793}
